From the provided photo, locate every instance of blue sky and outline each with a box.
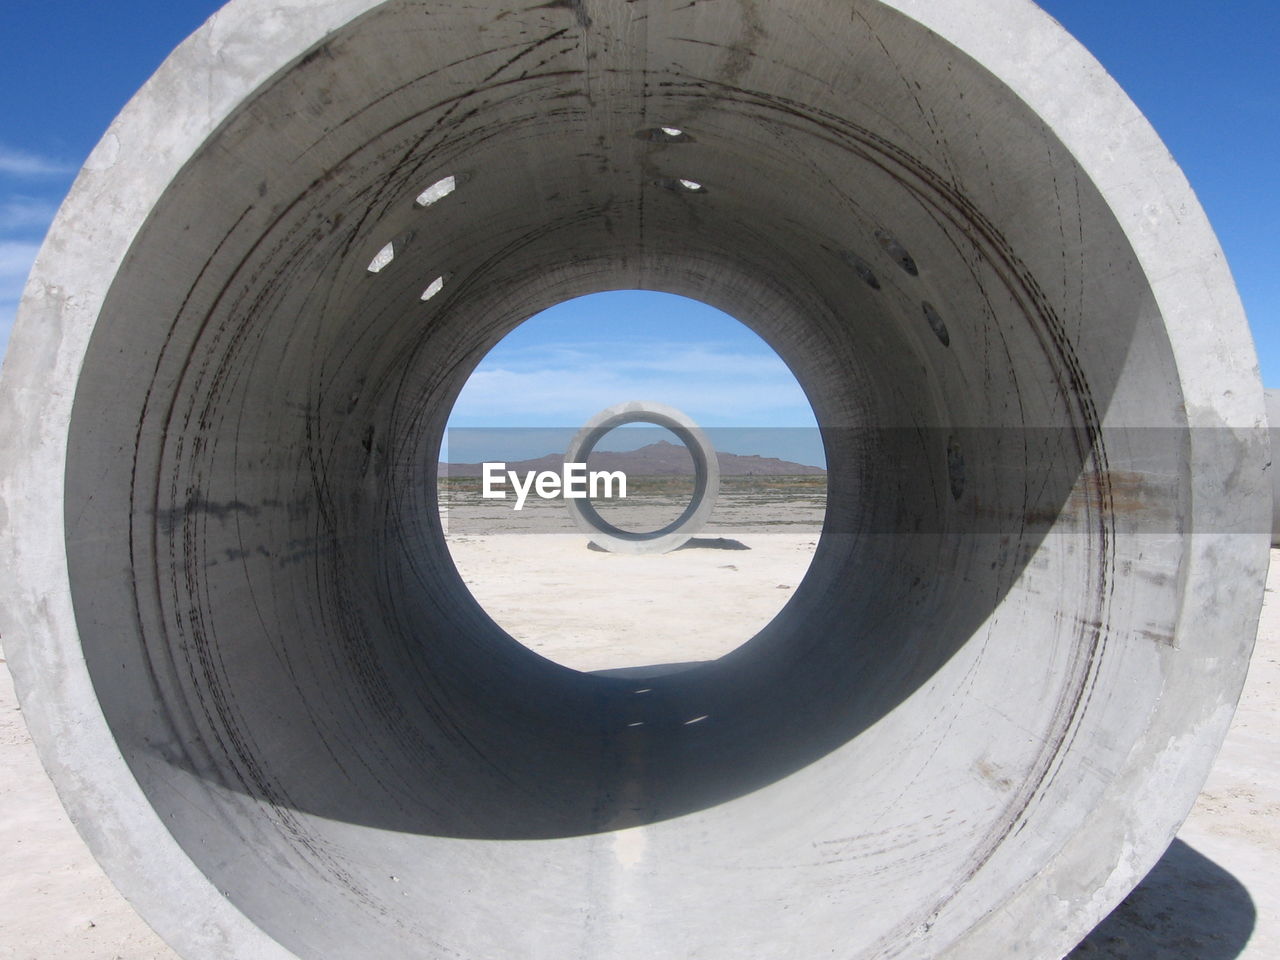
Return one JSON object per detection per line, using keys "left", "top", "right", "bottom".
{"left": 2, "top": 1, "right": 1276, "bottom": 428}
{"left": 442, "top": 290, "right": 825, "bottom": 464}
{"left": 446, "top": 292, "right": 816, "bottom": 429}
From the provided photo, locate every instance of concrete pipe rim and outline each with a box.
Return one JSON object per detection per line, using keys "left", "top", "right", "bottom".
{"left": 0, "top": 1, "right": 1268, "bottom": 959}
{"left": 562, "top": 400, "right": 722, "bottom": 554}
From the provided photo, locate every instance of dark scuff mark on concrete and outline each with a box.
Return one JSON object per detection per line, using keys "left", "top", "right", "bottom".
{"left": 155, "top": 496, "right": 262, "bottom": 533}
{"left": 535, "top": 0, "right": 593, "bottom": 30}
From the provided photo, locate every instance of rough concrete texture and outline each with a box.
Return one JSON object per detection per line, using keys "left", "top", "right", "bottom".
{"left": 1267, "top": 391, "right": 1280, "bottom": 545}
{"left": 0, "top": 1, "right": 1268, "bottom": 959}
{"left": 564, "top": 401, "right": 721, "bottom": 554}
{"left": 5, "top": 540, "right": 1279, "bottom": 958}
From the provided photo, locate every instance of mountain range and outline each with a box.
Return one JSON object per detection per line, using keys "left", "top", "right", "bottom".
{"left": 439, "top": 440, "right": 825, "bottom": 477}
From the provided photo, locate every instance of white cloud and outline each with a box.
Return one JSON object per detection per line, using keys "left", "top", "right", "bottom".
{"left": 0, "top": 197, "right": 58, "bottom": 232}
{"left": 475, "top": 339, "right": 803, "bottom": 381}
{"left": 0, "top": 146, "right": 76, "bottom": 178}
{"left": 0, "top": 243, "right": 38, "bottom": 364}
{"left": 449, "top": 340, "right": 817, "bottom": 427}
{"left": 0, "top": 241, "right": 40, "bottom": 280}
{"left": 0, "top": 301, "right": 14, "bottom": 365}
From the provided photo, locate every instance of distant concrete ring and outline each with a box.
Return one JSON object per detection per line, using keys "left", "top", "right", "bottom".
{"left": 564, "top": 401, "right": 719, "bottom": 554}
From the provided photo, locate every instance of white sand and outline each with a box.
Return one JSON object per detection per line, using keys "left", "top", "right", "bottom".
{"left": 2, "top": 541, "right": 1276, "bottom": 959}
{"left": 446, "top": 532, "right": 819, "bottom": 672}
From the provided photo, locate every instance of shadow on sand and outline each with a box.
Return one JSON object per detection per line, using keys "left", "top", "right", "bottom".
{"left": 676, "top": 537, "right": 751, "bottom": 551}
{"left": 587, "top": 537, "right": 750, "bottom": 552}
{"left": 1069, "top": 838, "right": 1255, "bottom": 959}
{"left": 590, "top": 661, "right": 709, "bottom": 680}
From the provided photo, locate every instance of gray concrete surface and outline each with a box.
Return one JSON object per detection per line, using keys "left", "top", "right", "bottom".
{"left": 5, "top": 539, "right": 1278, "bottom": 958}
{"left": 1267, "top": 391, "right": 1280, "bottom": 546}
{"left": 0, "top": 1, "right": 1268, "bottom": 959}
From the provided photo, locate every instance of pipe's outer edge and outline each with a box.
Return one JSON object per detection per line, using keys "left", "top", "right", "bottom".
{"left": 0, "top": 1, "right": 1266, "bottom": 957}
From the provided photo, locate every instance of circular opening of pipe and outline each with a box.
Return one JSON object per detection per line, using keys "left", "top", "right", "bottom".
{"left": 585, "top": 422, "right": 696, "bottom": 534}
{"left": 439, "top": 291, "right": 826, "bottom": 675}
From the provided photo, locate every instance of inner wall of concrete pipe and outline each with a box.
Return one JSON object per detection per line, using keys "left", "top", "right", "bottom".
{"left": 4, "top": 1, "right": 1259, "bottom": 959}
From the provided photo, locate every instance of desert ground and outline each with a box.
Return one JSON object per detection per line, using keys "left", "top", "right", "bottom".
{"left": 1, "top": 489, "right": 1276, "bottom": 958}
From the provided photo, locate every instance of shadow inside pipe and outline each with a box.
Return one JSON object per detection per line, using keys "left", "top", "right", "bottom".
{"left": 76, "top": 432, "right": 1178, "bottom": 843}
{"left": 590, "top": 661, "right": 709, "bottom": 679}
{"left": 1068, "top": 839, "right": 1256, "bottom": 960}
{"left": 62, "top": 0, "right": 1191, "bottom": 847}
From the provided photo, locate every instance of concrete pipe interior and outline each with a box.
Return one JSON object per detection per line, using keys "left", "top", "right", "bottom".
{"left": 2, "top": 1, "right": 1268, "bottom": 959}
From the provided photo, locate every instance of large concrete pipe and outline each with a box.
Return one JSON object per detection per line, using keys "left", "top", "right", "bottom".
{"left": 0, "top": 1, "right": 1268, "bottom": 958}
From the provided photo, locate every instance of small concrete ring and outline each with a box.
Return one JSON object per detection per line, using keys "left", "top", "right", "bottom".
{"left": 564, "top": 401, "right": 720, "bottom": 554}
